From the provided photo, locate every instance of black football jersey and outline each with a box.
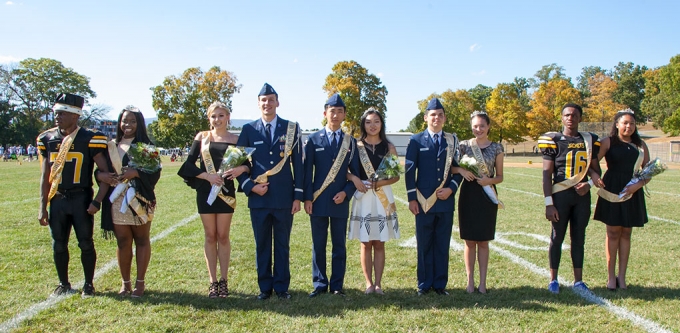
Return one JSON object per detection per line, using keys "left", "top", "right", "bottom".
{"left": 539, "top": 132, "right": 600, "bottom": 184}
{"left": 37, "top": 127, "right": 107, "bottom": 190}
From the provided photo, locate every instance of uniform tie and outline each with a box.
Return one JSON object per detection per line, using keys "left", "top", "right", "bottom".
{"left": 331, "top": 131, "right": 339, "bottom": 154}
{"left": 433, "top": 133, "right": 440, "bottom": 153}
{"left": 265, "top": 123, "right": 272, "bottom": 145}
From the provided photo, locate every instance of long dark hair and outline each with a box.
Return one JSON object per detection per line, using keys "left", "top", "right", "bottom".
{"left": 609, "top": 111, "right": 642, "bottom": 148}
{"left": 116, "top": 106, "right": 153, "bottom": 145}
{"left": 359, "top": 108, "right": 390, "bottom": 144}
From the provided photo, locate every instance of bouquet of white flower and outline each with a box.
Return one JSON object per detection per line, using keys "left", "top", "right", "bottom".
{"left": 207, "top": 146, "right": 255, "bottom": 205}
{"left": 458, "top": 154, "right": 502, "bottom": 206}
{"left": 372, "top": 154, "right": 414, "bottom": 181}
{"left": 619, "top": 157, "right": 668, "bottom": 199}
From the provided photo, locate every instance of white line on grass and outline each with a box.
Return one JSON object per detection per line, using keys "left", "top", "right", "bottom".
{"left": 497, "top": 186, "right": 680, "bottom": 226}
{"left": 0, "top": 213, "right": 199, "bottom": 333}
{"left": 0, "top": 198, "right": 38, "bottom": 206}
{"left": 394, "top": 194, "right": 672, "bottom": 333}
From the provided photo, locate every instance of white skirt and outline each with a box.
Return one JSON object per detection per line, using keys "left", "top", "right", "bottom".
{"left": 348, "top": 185, "right": 400, "bottom": 242}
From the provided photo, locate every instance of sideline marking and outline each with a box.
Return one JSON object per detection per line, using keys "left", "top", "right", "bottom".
{"left": 0, "top": 198, "right": 38, "bottom": 206}
{"left": 0, "top": 213, "right": 199, "bottom": 333}
{"left": 393, "top": 194, "right": 671, "bottom": 333}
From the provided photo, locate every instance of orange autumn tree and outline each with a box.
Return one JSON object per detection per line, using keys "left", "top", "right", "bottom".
{"left": 527, "top": 79, "right": 581, "bottom": 139}
{"left": 486, "top": 83, "right": 528, "bottom": 144}
{"left": 584, "top": 72, "right": 627, "bottom": 122}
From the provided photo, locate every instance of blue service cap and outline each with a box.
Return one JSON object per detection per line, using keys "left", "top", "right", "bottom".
{"left": 324, "top": 93, "right": 345, "bottom": 108}
{"left": 426, "top": 97, "right": 444, "bottom": 111}
{"left": 258, "top": 83, "right": 278, "bottom": 97}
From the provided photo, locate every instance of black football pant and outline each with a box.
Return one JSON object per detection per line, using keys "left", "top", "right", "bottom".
{"left": 49, "top": 189, "right": 96, "bottom": 286}
{"left": 549, "top": 189, "right": 591, "bottom": 270}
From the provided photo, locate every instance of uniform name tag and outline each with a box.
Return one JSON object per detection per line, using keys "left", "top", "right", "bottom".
{"left": 254, "top": 141, "right": 264, "bottom": 145}
{"left": 315, "top": 147, "right": 324, "bottom": 151}
{"left": 420, "top": 147, "right": 429, "bottom": 151}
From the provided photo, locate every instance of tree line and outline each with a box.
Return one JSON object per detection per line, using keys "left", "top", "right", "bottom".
{"left": 2, "top": 55, "right": 679, "bottom": 148}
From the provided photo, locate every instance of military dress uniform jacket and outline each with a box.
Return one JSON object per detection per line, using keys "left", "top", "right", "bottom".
{"left": 303, "top": 130, "right": 360, "bottom": 219}
{"left": 405, "top": 131, "right": 463, "bottom": 213}
{"left": 236, "top": 117, "right": 304, "bottom": 209}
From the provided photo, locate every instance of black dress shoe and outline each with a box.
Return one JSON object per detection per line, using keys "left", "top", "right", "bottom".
{"left": 276, "top": 291, "right": 292, "bottom": 299}
{"left": 417, "top": 289, "right": 429, "bottom": 296}
{"left": 331, "top": 290, "right": 346, "bottom": 297}
{"left": 434, "top": 289, "right": 449, "bottom": 295}
{"left": 257, "top": 291, "right": 272, "bottom": 300}
{"left": 308, "top": 289, "right": 327, "bottom": 298}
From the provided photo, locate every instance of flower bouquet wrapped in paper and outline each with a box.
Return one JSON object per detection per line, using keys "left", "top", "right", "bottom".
{"left": 371, "top": 153, "right": 413, "bottom": 181}
{"left": 207, "top": 146, "right": 256, "bottom": 205}
{"left": 109, "top": 143, "right": 162, "bottom": 205}
{"left": 619, "top": 157, "right": 668, "bottom": 199}
{"left": 459, "top": 154, "right": 501, "bottom": 206}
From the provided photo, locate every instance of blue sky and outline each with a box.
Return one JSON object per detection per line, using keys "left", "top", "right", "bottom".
{"left": 2, "top": 0, "right": 678, "bottom": 132}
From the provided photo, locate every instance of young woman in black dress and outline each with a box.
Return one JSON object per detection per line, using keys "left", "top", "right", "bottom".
{"left": 592, "top": 109, "right": 650, "bottom": 290}
{"left": 178, "top": 102, "right": 249, "bottom": 298}
{"left": 453, "top": 112, "right": 504, "bottom": 294}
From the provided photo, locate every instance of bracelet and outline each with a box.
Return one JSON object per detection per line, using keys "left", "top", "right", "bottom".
{"left": 91, "top": 200, "right": 101, "bottom": 210}
{"left": 544, "top": 196, "right": 553, "bottom": 206}
{"left": 587, "top": 179, "right": 594, "bottom": 187}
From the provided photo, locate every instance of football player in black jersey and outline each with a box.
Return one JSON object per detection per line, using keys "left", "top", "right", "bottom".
{"left": 539, "top": 103, "right": 600, "bottom": 294}
{"left": 37, "top": 93, "right": 110, "bottom": 298}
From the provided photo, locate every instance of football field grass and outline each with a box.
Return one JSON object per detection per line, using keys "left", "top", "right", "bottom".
{"left": 0, "top": 158, "right": 679, "bottom": 332}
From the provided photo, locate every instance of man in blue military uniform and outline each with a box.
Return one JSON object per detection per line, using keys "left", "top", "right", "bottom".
{"left": 236, "top": 83, "right": 304, "bottom": 300}
{"left": 37, "top": 93, "right": 110, "bottom": 298}
{"left": 405, "top": 97, "right": 463, "bottom": 296}
{"left": 304, "top": 94, "right": 359, "bottom": 298}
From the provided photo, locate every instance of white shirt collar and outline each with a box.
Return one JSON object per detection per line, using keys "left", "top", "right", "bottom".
{"left": 427, "top": 129, "right": 443, "bottom": 142}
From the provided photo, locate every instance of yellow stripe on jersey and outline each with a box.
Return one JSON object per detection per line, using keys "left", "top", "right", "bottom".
{"left": 538, "top": 143, "right": 557, "bottom": 149}
{"left": 89, "top": 144, "right": 108, "bottom": 149}
{"left": 38, "top": 146, "right": 46, "bottom": 150}
{"left": 92, "top": 135, "right": 108, "bottom": 140}
{"left": 537, "top": 136, "right": 554, "bottom": 141}
{"left": 594, "top": 141, "right": 601, "bottom": 146}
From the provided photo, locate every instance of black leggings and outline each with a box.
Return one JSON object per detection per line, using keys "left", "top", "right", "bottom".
{"left": 49, "top": 190, "right": 96, "bottom": 285}
{"left": 549, "top": 189, "right": 591, "bottom": 270}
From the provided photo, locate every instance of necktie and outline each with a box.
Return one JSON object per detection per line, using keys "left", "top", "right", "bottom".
{"left": 331, "top": 132, "right": 339, "bottom": 155}
{"left": 433, "top": 133, "right": 440, "bottom": 153}
{"left": 265, "top": 123, "right": 272, "bottom": 145}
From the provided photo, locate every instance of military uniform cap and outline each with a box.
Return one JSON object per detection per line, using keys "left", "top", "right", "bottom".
{"left": 258, "top": 83, "right": 278, "bottom": 97}
{"left": 426, "top": 97, "right": 444, "bottom": 111}
{"left": 53, "top": 93, "right": 85, "bottom": 116}
{"left": 324, "top": 93, "right": 345, "bottom": 109}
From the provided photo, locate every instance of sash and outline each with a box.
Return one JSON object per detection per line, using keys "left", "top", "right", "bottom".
{"left": 255, "top": 122, "right": 297, "bottom": 184}
{"left": 597, "top": 143, "right": 644, "bottom": 202}
{"left": 417, "top": 133, "right": 455, "bottom": 213}
{"left": 107, "top": 140, "right": 154, "bottom": 223}
{"left": 356, "top": 141, "right": 396, "bottom": 215}
{"left": 201, "top": 132, "right": 236, "bottom": 209}
{"left": 552, "top": 132, "right": 593, "bottom": 194}
{"left": 470, "top": 139, "right": 504, "bottom": 209}
{"left": 47, "top": 127, "right": 80, "bottom": 203}
{"left": 312, "top": 132, "right": 351, "bottom": 202}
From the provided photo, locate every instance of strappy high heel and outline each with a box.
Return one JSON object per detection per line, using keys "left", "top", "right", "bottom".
{"left": 131, "top": 280, "right": 145, "bottom": 298}
{"left": 218, "top": 278, "right": 229, "bottom": 298}
{"left": 119, "top": 280, "right": 131, "bottom": 296}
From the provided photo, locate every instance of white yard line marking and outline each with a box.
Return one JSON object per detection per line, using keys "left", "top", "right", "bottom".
{"left": 0, "top": 213, "right": 199, "bottom": 333}
{"left": 394, "top": 195, "right": 672, "bottom": 333}
{"left": 648, "top": 191, "right": 680, "bottom": 198}
{"left": 497, "top": 186, "right": 680, "bottom": 225}
{"left": 0, "top": 198, "right": 38, "bottom": 206}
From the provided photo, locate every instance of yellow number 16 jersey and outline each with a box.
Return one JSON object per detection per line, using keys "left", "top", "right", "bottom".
{"left": 539, "top": 132, "right": 600, "bottom": 184}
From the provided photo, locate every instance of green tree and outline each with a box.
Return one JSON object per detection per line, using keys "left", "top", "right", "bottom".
{"left": 468, "top": 84, "right": 493, "bottom": 111}
{"left": 0, "top": 58, "right": 95, "bottom": 142}
{"left": 529, "top": 63, "right": 569, "bottom": 88}
{"left": 78, "top": 104, "right": 112, "bottom": 128}
{"left": 405, "top": 113, "right": 424, "bottom": 133}
{"left": 527, "top": 79, "right": 581, "bottom": 139}
{"left": 323, "top": 61, "right": 388, "bottom": 137}
{"left": 611, "top": 62, "right": 648, "bottom": 117}
{"left": 150, "top": 66, "right": 241, "bottom": 148}
{"left": 642, "top": 55, "right": 680, "bottom": 134}
{"left": 486, "top": 83, "right": 528, "bottom": 144}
